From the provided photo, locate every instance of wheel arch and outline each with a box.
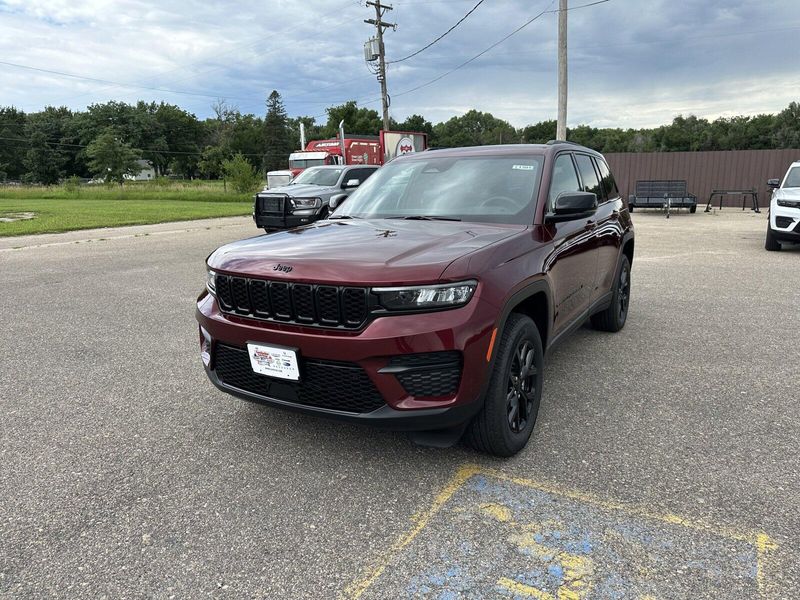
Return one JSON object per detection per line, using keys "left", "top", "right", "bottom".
{"left": 622, "top": 232, "right": 635, "bottom": 266}
{"left": 496, "top": 280, "right": 552, "bottom": 353}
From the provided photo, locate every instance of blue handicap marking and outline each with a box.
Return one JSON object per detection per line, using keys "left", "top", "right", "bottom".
{"left": 348, "top": 467, "right": 776, "bottom": 599}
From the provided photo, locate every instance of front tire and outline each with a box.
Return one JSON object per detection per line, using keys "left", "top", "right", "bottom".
{"left": 690, "top": 205, "right": 697, "bottom": 214}
{"left": 765, "top": 224, "right": 781, "bottom": 251}
{"left": 464, "top": 314, "right": 543, "bottom": 457}
{"left": 591, "top": 255, "right": 631, "bottom": 332}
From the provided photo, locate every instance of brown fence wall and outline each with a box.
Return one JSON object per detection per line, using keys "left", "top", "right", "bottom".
{"left": 604, "top": 149, "right": 800, "bottom": 207}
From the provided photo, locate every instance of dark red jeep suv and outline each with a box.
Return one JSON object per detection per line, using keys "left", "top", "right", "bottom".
{"left": 196, "top": 142, "right": 634, "bottom": 456}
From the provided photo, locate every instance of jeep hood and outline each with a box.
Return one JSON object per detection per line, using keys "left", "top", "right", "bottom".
{"left": 773, "top": 187, "right": 800, "bottom": 202}
{"left": 207, "top": 219, "right": 525, "bottom": 285}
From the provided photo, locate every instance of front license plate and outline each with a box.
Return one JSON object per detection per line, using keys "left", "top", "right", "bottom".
{"left": 246, "top": 342, "right": 300, "bottom": 381}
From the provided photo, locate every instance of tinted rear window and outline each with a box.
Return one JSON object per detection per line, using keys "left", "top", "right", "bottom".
{"left": 574, "top": 154, "right": 602, "bottom": 198}
{"left": 595, "top": 158, "right": 620, "bottom": 200}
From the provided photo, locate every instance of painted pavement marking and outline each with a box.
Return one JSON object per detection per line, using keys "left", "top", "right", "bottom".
{"left": 343, "top": 465, "right": 778, "bottom": 599}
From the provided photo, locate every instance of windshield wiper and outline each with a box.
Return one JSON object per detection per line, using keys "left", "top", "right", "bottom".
{"left": 328, "top": 215, "right": 360, "bottom": 220}
{"left": 386, "top": 215, "right": 462, "bottom": 221}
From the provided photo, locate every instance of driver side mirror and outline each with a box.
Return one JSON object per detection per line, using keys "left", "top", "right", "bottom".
{"left": 767, "top": 178, "right": 780, "bottom": 189}
{"left": 342, "top": 178, "right": 360, "bottom": 189}
{"left": 545, "top": 192, "right": 598, "bottom": 223}
{"left": 329, "top": 193, "right": 348, "bottom": 210}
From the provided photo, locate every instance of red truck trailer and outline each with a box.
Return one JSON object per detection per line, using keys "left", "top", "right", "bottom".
{"left": 282, "top": 129, "right": 428, "bottom": 178}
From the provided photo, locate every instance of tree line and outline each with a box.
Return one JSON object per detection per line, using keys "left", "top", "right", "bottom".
{"left": 1, "top": 91, "right": 798, "bottom": 184}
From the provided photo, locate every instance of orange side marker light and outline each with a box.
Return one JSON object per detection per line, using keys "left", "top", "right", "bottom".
{"left": 486, "top": 328, "right": 498, "bottom": 362}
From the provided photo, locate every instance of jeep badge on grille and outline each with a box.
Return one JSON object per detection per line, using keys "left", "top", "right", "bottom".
{"left": 273, "top": 264, "right": 293, "bottom": 273}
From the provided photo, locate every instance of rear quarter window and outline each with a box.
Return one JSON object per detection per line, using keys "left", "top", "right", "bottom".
{"left": 595, "top": 158, "right": 620, "bottom": 200}
{"left": 574, "top": 154, "right": 603, "bottom": 199}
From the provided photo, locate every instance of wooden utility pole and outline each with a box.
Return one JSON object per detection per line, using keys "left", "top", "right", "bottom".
{"left": 365, "top": 0, "right": 395, "bottom": 131}
{"left": 557, "top": 0, "right": 568, "bottom": 140}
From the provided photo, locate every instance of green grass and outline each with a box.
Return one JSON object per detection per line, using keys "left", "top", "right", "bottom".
{"left": 0, "top": 180, "right": 256, "bottom": 236}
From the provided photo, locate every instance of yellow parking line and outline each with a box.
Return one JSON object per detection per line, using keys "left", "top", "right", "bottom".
{"left": 497, "top": 576, "right": 554, "bottom": 599}
{"left": 756, "top": 532, "right": 779, "bottom": 600}
{"left": 341, "top": 464, "right": 482, "bottom": 599}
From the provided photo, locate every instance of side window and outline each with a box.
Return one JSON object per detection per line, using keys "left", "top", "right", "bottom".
{"left": 358, "top": 168, "right": 377, "bottom": 183}
{"left": 349, "top": 168, "right": 374, "bottom": 184}
{"left": 574, "top": 154, "right": 602, "bottom": 199}
{"left": 595, "top": 158, "right": 620, "bottom": 201}
{"left": 548, "top": 154, "right": 581, "bottom": 211}
{"left": 343, "top": 169, "right": 358, "bottom": 185}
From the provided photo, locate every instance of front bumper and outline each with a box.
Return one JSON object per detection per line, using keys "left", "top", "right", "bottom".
{"left": 253, "top": 212, "right": 321, "bottom": 229}
{"left": 195, "top": 291, "right": 497, "bottom": 431}
{"left": 204, "top": 363, "right": 481, "bottom": 431}
{"left": 254, "top": 208, "right": 324, "bottom": 230}
{"left": 769, "top": 202, "right": 800, "bottom": 242}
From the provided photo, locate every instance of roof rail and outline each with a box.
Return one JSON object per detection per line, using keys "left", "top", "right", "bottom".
{"left": 545, "top": 139, "right": 584, "bottom": 147}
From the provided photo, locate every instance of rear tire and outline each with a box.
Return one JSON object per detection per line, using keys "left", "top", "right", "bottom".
{"left": 690, "top": 205, "right": 697, "bottom": 214}
{"left": 591, "top": 255, "right": 631, "bottom": 332}
{"left": 464, "top": 314, "right": 543, "bottom": 457}
{"left": 765, "top": 225, "right": 781, "bottom": 251}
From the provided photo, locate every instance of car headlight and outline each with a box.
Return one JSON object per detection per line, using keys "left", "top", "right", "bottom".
{"left": 206, "top": 268, "right": 216, "bottom": 294}
{"left": 291, "top": 197, "right": 322, "bottom": 209}
{"left": 373, "top": 280, "right": 477, "bottom": 311}
{"left": 777, "top": 199, "right": 800, "bottom": 208}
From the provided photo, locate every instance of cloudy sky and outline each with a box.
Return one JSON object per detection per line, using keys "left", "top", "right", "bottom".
{"left": 1, "top": 0, "right": 798, "bottom": 129}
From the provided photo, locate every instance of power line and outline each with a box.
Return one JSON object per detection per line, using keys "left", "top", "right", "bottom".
{"left": 383, "top": 0, "right": 616, "bottom": 103}
{"left": 0, "top": 59, "right": 370, "bottom": 108}
{"left": 317, "top": 0, "right": 558, "bottom": 115}
{"left": 546, "top": 0, "right": 609, "bottom": 12}
{"left": 0, "top": 61, "right": 227, "bottom": 100}
{"left": 391, "top": 0, "right": 557, "bottom": 99}
{"left": 304, "top": 0, "right": 558, "bottom": 117}
{"left": 387, "top": 0, "right": 486, "bottom": 64}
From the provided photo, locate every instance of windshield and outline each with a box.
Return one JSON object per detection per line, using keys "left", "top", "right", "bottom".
{"left": 289, "top": 158, "right": 325, "bottom": 169}
{"left": 334, "top": 155, "right": 543, "bottom": 224}
{"left": 291, "top": 167, "right": 343, "bottom": 187}
{"left": 783, "top": 167, "right": 800, "bottom": 188}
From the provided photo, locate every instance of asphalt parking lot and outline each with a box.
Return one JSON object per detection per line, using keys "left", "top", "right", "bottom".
{"left": 1, "top": 209, "right": 798, "bottom": 598}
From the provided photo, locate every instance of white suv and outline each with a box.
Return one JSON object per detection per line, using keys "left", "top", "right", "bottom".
{"left": 766, "top": 160, "right": 800, "bottom": 251}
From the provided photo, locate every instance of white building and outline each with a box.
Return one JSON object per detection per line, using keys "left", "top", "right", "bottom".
{"left": 125, "top": 159, "right": 156, "bottom": 181}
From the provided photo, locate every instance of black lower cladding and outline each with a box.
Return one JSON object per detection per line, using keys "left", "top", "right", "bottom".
{"left": 214, "top": 344, "right": 385, "bottom": 414}
{"left": 389, "top": 351, "right": 463, "bottom": 397}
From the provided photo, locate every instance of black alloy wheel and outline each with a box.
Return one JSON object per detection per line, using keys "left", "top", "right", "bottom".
{"left": 507, "top": 340, "right": 538, "bottom": 434}
{"left": 617, "top": 261, "right": 630, "bottom": 324}
{"left": 464, "top": 313, "right": 543, "bottom": 457}
{"left": 591, "top": 254, "right": 631, "bottom": 333}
